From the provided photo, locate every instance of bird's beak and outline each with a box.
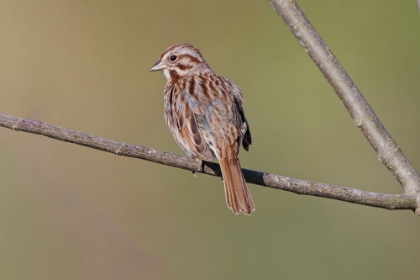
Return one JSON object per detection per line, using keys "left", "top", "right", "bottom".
{"left": 150, "top": 60, "right": 167, "bottom": 71}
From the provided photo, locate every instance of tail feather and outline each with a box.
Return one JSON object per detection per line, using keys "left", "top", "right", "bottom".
{"left": 219, "top": 158, "right": 255, "bottom": 215}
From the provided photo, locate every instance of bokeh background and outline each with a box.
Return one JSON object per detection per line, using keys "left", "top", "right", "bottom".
{"left": 1, "top": 0, "right": 419, "bottom": 279}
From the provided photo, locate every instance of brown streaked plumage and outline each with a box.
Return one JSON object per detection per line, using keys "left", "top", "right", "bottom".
{"left": 151, "top": 44, "right": 255, "bottom": 215}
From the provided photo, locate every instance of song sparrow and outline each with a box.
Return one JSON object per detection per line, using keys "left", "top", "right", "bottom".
{"left": 151, "top": 44, "right": 255, "bottom": 215}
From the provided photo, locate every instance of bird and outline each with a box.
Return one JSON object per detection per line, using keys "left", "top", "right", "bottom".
{"left": 150, "top": 44, "right": 255, "bottom": 215}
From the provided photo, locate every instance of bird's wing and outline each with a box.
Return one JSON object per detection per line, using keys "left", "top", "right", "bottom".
{"left": 165, "top": 83, "right": 213, "bottom": 160}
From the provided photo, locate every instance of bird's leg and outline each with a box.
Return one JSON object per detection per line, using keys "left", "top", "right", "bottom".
{"left": 191, "top": 156, "right": 201, "bottom": 177}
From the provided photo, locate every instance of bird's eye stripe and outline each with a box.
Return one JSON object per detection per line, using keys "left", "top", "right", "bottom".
{"left": 175, "top": 54, "right": 201, "bottom": 64}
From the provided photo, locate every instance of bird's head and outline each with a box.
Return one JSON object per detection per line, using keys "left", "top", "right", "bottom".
{"left": 150, "top": 44, "right": 208, "bottom": 80}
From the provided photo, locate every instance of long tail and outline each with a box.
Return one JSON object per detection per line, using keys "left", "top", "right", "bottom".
{"left": 219, "top": 158, "right": 255, "bottom": 215}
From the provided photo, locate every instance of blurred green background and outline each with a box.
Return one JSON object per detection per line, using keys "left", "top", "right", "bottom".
{"left": 0, "top": 0, "right": 419, "bottom": 279}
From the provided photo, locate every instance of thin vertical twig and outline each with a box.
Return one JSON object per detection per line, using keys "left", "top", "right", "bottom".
{"left": 269, "top": 0, "right": 420, "bottom": 213}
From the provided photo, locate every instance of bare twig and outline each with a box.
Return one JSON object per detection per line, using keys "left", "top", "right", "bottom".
{"left": 270, "top": 0, "right": 420, "bottom": 208}
{"left": 0, "top": 113, "right": 417, "bottom": 212}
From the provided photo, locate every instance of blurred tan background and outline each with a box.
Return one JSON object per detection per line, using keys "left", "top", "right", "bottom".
{"left": 1, "top": 0, "right": 419, "bottom": 279}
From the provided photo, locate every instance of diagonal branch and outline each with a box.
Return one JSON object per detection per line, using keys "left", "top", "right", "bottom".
{"left": 0, "top": 113, "right": 417, "bottom": 212}
{"left": 270, "top": 0, "right": 420, "bottom": 204}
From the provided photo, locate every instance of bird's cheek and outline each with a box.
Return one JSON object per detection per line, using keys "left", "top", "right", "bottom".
{"left": 163, "top": 69, "right": 171, "bottom": 80}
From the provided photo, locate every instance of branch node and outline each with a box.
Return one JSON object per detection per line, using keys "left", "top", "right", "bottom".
{"left": 12, "top": 119, "right": 24, "bottom": 131}
{"left": 116, "top": 144, "right": 127, "bottom": 156}
{"left": 354, "top": 116, "right": 363, "bottom": 127}
{"left": 59, "top": 127, "right": 69, "bottom": 141}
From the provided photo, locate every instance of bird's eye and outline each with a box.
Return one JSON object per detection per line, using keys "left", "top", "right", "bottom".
{"left": 169, "top": 55, "right": 177, "bottom": 61}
